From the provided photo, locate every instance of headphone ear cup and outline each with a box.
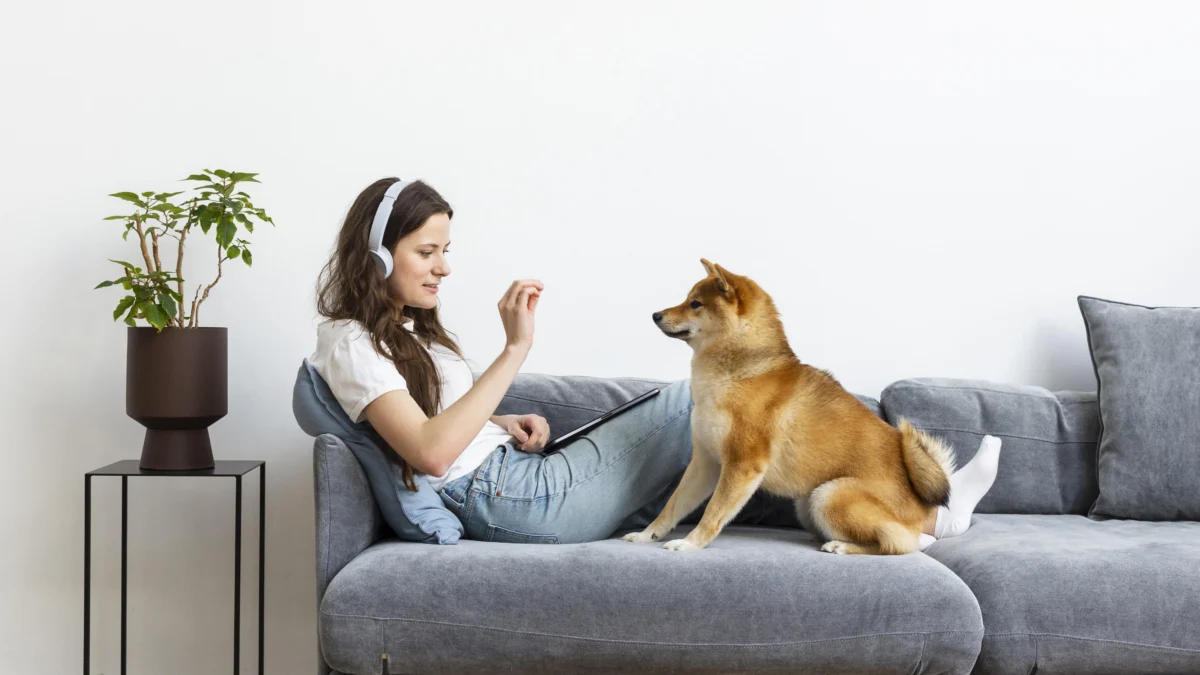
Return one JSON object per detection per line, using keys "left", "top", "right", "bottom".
{"left": 370, "top": 249, "right": 393, "bottom": 278}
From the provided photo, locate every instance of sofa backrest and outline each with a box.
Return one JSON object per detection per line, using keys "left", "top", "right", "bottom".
{"left": 881, "top": 378, "right": 1100, "bottom": 515}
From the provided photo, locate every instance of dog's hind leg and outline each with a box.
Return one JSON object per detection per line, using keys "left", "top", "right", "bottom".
{"left": 792, "top": 494, "right": 820, "bottom": 535}
{"left": 809, "top": 479, "right": 920, "bottom": 556}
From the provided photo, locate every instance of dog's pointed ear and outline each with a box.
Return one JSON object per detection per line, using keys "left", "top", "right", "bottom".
{"left": 702, "top": 259, "right": 734, "bottom": 298}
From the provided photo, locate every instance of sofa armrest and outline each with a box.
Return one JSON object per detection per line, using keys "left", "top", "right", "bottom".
{"left": 314, "top": 433, "right": 384, "bottom": 598}
{"left": 313, "top": 433, "right": 384, "bottom": 674}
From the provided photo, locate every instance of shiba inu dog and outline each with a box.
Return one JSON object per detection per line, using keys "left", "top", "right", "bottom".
{"left": 622, "top": 259, "right": 955, "bottom": 555}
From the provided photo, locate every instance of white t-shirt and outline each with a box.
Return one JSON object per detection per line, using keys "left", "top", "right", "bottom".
{"left": 307, "top": 317, "right": 513, "bottom": 492}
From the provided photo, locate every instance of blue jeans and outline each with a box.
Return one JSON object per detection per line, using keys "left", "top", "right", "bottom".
{"left": 437, "top": 378, "right": 695, "bottom": 544}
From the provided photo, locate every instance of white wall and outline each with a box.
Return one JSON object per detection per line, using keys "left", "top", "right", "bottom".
{"left": 3, "top": 1, "right": 1199, "bottom": 672}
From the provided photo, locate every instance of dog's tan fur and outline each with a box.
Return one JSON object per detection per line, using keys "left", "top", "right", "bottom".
{"left": 623, "top": 259, "right": 955, "bottom": 555}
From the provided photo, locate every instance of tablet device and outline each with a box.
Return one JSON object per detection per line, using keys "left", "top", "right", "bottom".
{"left": 541, "top": 388, "right": 662, "bottom": 453}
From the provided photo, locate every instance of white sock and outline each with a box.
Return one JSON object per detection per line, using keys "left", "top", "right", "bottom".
{"left": 934, "top": 435, "right": 1002, "bottom": 539}
{"left": 918, "top": 533, "right": 937, "bottom": 551}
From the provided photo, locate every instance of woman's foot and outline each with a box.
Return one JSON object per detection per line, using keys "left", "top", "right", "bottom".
{"left": 934, "top": 435, "right": 1002, "bottom": 539}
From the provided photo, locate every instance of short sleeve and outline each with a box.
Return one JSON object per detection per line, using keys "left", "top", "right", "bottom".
{"left": 312, "top": 322, "right": 408, "bottom": 424}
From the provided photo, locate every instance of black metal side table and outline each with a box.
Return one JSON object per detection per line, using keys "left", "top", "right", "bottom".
{"left": 84, "top": 460, "right": 265, "bottom": 674}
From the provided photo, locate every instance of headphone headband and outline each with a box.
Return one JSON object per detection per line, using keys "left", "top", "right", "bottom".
{"left": 367, "top": 179, "right": 413, "bottom": 278}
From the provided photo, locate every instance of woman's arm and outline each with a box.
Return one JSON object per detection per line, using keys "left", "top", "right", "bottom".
{"left": 364, "top": 279, "right": 543, "bottom": 476}
{"left": 364, "top": 344, "right": 529, "bottom": 476}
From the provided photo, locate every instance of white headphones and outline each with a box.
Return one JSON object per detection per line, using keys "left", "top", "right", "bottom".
{"left": 367, "top": 178, "right": 414, "bottom": 278}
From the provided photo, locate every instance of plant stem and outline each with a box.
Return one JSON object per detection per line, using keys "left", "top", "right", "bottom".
{"left": 176, "top": 224, "right": 188, "bottom": 328}
{"left": 134, "top": 213, "right": 155, "bottom": 273}
{"left": 151, "top": 229, "right": 162, "bottom": 274}
{"left": 191, "top": 245, "right": 225, "bottom": 327}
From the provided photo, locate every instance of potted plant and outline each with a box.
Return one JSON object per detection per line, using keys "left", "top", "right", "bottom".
{"left": 95, "top": 169, "right": 275, "bottom": 470}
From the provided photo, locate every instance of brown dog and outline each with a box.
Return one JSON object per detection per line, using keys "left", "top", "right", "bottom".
{"left": 622, "top": 259, "right": 954, "bottom": 555}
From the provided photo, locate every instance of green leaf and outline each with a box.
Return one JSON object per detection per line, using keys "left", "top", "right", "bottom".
{"left": 155, "top": 191, "right": 186, "bottom": 200}
{"left": 104, "top": 215, "right": 128, "bottom": 221}
{"left": 229, "top": 172, "right": 260, "bottom": 183}
{"left": 241, "top": 248, "right": 252, "bottom": 266}
{"left": 245, "top": 221, "right": 254, "bottom": 233}
{"left": 227, "top": 245, "right": 241, "bottom": 259}
{"left": 108, "top": 259, "right": 137, "bottom": 269}
{"left": 110, "top": 192, "right": 147, "bottom": 207}
{"left": 94, "top": 280, "right": 114, "bottom": 289}
{"left": 217, "top": 214, "right": 236, "bottom": 248}
{"left": 182, "top": 174, "right": 211, "bottom": 182}
{"left": 113, "top": 296, "right": 136, "bottom": 321}
{"left": 123, "top": 299, "right": 138, "bottom": 325}
{"left": 158, "top": 293, "right": 177, "bottom": 319}
{"left": 122, "top": 230, "right": 130, "bottom": 241}
{"left": 213, "top": 169, "right": 230, "bottom": 178}
{"left": 143, "top": 303, "right": 168, "bottom": 330}
{"left": 235, "top": 213, "right": 250, "bottom": 226}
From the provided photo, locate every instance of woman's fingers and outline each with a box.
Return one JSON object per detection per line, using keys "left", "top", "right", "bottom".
{"left": 501, "top": 279, "right": 544, "bottom": 308}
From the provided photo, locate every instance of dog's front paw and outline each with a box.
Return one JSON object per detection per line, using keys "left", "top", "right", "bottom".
{"left": 621, "top": 530, "right": 660, "bottom": 543}
{"left": 662, "top": 538, "right": 701, "bottom": 552}
{"left": 820, "top": 540, "right": 851, "bottom": 555}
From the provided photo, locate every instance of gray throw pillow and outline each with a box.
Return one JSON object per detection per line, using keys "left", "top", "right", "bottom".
{"left": 293, "top": 359, "right": 464, "bottom": 544}
{"left": 1079, "top": 295, "right": 1200, "bottom": 520}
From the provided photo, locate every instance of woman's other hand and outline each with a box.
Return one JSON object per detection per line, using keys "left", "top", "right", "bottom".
{"left": 493, "top": 413, "right": 551, "bottom": 452}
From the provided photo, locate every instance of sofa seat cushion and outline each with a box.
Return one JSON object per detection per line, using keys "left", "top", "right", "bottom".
{"left": 319, "top": 525, "right": 982, "bottom": 675}
{"left": 924, "top": 514, "right": 1200, "bottom": 675}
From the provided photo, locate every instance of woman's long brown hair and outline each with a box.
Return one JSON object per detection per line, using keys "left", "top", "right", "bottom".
{"left": 315, "top": 178, "right": 464, "bottom": 491}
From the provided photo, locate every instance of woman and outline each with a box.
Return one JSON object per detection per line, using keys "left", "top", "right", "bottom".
{"left": 309, "top": 177, "right": 1001, "bottom": 547}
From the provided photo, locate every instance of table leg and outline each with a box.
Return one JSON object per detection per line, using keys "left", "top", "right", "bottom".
{"left": 258, "top": 466, "right": 265, "bottom": 675}
{"left": 121, "top": 475, "right": 127, "bottom": 675}
{"left": 84, "top": 475, "right": 92, "bottom": 675}
{"left": 235, "top": 475, "right": 242, "bottom": 674}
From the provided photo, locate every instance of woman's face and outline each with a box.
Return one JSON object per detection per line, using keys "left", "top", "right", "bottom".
{"left": 388, "top": 213, "right": 452, "bottom": 311}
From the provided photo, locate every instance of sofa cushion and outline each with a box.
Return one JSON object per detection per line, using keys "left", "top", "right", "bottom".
{"left": 924, "top": 514, "right": 1200, "bottom": 675}
{"left": 319, "top": 526, "right": 982, "bottom": 675}
{"left": 880, "top": 378, "right": 1100, "bottom": 514}
{"left": 1078, "top": 295, "right": 1200, "bottom": 520}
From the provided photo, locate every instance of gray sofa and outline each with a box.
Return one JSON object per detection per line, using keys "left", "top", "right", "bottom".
{"left": 311, "top": 373, "right": 1200, "bottom": 675}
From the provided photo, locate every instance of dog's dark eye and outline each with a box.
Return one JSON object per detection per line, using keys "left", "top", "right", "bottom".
{"left": 690, "top": 300, "right": 702, "bottom": 309}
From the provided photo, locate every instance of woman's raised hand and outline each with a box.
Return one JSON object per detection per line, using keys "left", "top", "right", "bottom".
{"left": 499, "top": 279, "right": 543, "bottom": 352}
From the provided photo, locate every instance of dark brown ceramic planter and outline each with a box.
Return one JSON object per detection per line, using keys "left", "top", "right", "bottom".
{"left": 126, "top": 326, "right": 227, "bottom": 470}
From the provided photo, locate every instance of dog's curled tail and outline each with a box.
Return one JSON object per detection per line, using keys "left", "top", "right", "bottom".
{"left": 897, "top": 419, "right": 955, "bottom": 507}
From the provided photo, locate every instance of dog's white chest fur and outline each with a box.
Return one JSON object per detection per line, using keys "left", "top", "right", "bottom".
{"left": 688, "top": 373, "right": 733, "bottom": 461}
